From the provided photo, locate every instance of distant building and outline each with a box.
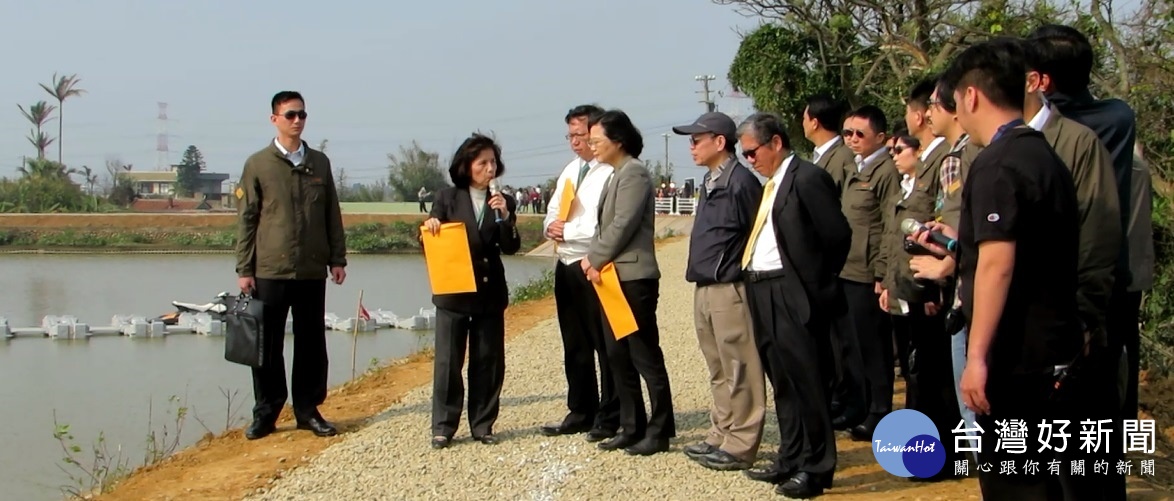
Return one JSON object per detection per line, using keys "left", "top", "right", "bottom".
{"left": 123, "top": 168, "right": 230, "bottom": 199}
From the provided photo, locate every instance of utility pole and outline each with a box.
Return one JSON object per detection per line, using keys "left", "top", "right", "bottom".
{"left": 695, "top": 75, "right": 717, "bottom": 112}
{"left": 662, "top": 133, "right": 672, "bottom": 183}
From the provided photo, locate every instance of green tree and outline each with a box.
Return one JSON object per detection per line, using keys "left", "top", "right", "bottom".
{"left": 39, "top": 73, "right": 85, "bottom": 165}
{"left": 17, "top": 101, "right": 57, "bottom": 159}
{"left": 386, "top": 141, "right": 450, "bottom": 202}
{"left": 176, "top": 145, "right": 205, "bottom": 197}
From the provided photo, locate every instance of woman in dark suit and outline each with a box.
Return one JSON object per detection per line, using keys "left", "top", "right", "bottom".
{"left": 580, "top": 110, "right": 675, "bottom": 456}
{"left": 421, "top": 133, "right": 521, "bottom": 449}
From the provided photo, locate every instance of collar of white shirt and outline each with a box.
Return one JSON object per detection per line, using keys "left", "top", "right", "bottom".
{"left": 274, "top": 138, "right": 306, "bottom": 163}
{"left": 854, "top": 147, "right": 888, "bottom": 171}
{"left": 814, "top": 136, "right": 841, "bottom": 161}
{"left": 1027, "top": 97, "right": 1052, "bottom": 131}
{"left": 919, "top": 136, "right": 946, "bottom": 162}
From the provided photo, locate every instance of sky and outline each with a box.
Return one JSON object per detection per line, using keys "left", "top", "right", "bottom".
{"left": 0, "top": 0, "right": 764, "bottom": 187}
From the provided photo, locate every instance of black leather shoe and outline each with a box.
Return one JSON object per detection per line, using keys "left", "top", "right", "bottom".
{"left": 775, "top": 471, "right": 825, "bottom": 498}
{"left": 624, "top": 437, "right": 669, "bottom": 456}
{"left": 585, "top": 427, "right": 616, "bottom": 443}
{"left": 539, "top": 421, "right": 591, "bottom": 437}
{"left": 697, "top": 450, "right": 751, "bottom": 471}
{"left": 597, "top": 434, "right": 639, "bottom": 451}
{"left": 474, "top": 434, "right": 500, "bottom": 445}
{"left": 245, "top": 420, "right": 276, "bottom": 440}
{"left": 431, "top": 436, "right": 451, "bottom": 449}
{"left": 849, "top": 414, "right": 881, "bottom": 442}
{"left": 831, "top": 405, "right": 867, "bottom": 431}
{"left": 744, "top": 465, "right": 792, "bottom": 484}
{"left": 296, "top": 416, "right": 338, "bottom": 437}
{"left": 683, "top": 442, "right": 717, "bottom": 460}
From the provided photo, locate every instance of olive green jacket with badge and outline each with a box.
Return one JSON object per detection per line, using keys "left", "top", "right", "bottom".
{"left": 880, "top": 155, "right": 943, "bottom": 312}
{"left": 814, "top": 140, "right": 855, "bottom": 194}
{"left": 235, "top": 141, "right": 347, "bottom": 280}
{"left": 1038, "top": 103, "right": 1122, "bottom": 330}
{"left": 840, "top": 151, "right": 901, "bottom": 284}
{"left": 935, "top": 136, "right": 983, "bottom": 228}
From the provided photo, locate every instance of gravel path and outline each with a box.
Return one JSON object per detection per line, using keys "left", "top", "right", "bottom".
{"left": 244, "top": 238, "right": 898, "bottom": 500}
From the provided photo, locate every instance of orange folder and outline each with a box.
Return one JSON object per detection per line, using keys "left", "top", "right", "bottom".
{"left": 419, "top": 222, "right": 478, "bottom": 295}
{"left": 591, "top": 263, "right": 639, "bottom": 340}
{"left": 556, "top": 178, "right": 576, "bottom": 222}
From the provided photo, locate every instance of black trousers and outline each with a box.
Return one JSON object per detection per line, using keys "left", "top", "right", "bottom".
{"left": 1111, "top": 290, "right": 1142, "bottom": 421}
{"left": 892, "top": 307, "right": 962, "bottom": 469}
{"left": 431, "top": 307, "right": 506, "bottom": 438}
{"left": 554, "top": 260, "right": 619, "bottom": 430}
{"left": 978, "top": 373, "right": 1112, "bottom": 501}
{"left": 828, "top": 297, "right": 867, "bottom": 416}
{"left": 252, "top": 278, "right": 328, "bottom": 422}
{"left": 842, "top": 279, "right": 894, "bottom": 416}
{"left": 601, "top": 278, "right": 675, "bottom": 440}
{"left": 745, "top": 276, "right": 837, "bottom": 477}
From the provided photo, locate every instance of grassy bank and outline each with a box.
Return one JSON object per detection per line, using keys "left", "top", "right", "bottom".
{"left": 0, "top": 218, "right": 548, "bottom": 254}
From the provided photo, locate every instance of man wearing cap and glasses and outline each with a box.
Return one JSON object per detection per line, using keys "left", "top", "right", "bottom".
{"left": 672, "top": 111, "right": 766, "bottom": 472}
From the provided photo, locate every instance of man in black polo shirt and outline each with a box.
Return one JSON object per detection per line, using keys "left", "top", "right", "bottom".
{"left": 923, "top": 38, "right": 1084, "bottom": 500}
{"left": 673, "top": 112, "right": 766, "bottom": 472}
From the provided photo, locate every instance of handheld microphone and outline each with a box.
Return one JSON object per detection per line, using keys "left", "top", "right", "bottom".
{"left": 900, "top": 218, "right": 957, "bottom": 253}
{"left": 487, "top": 178, "right": 504, "bottom": 223}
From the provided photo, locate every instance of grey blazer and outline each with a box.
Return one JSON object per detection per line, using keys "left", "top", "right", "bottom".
{"left": 587, "top": 157, "right": 661, "bottom": 281}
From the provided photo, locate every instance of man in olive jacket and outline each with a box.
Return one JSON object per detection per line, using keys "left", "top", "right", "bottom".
{"left": 235, "top": 90, "right": 347, "bottom": 440}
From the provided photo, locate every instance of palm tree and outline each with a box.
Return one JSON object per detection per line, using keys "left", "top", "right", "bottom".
{"left": 39, "top": 73, "right": 85, "bottom": 165}
{"left": 81, "top": 165, "right": 100, "bottom": 210}
{"left": 18, "top": 157, "right": 77, "bottom": 180}
{"left": 17, "top": 101, "right": 57, "bottom": 158}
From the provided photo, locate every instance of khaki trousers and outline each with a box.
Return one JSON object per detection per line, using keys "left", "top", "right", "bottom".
{"left": 693, "top": 281, "right": 767, "bottom": 461}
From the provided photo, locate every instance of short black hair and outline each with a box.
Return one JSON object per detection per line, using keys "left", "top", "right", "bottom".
{"left": 588, "top": 110, "right": 644, "bottom": 158}
{"left": 448, "top": 133, "right": 505, "bottom": 188}
{"left": 736, "top": 112, "right": 793, "bottom": 150}
{"left": 935, "top": 76, "right": 958, "bottom": 114}
{"left": 1027, "top": 24, "right": 1094, "bottom": 94}
{"left": 565, "top": 104, "right": 604, "bottom": 124}
{"left": 906, "top": 75, "right": 939, "bottom": 109}
{"left": 891, "top": 122, "right": 909, "bottom": 138}
{"left": 940, "top": 37, "right": 1026, "bottom": 113}
{"left": 804, "top": 94, "right": 848, "bottom": 132}
{"left": 846, "top": 105, "right": 888, "bottom": 135}
{"left": 271, "top": 91, "right": 304, "bottom": 114}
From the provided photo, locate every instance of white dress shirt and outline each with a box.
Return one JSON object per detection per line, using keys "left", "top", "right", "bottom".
{"left": 919, "top": 137, "right": 946, "bottom": 162}
{"left": 747, "top": 154, "right": 794, "bottom": 272}
{"left": 274, "top": 138, "right": 306, "bottom": 166}
{"left": 543, "top": 157, "right": 615, "bottom": 265}
{"left": 854, "top": 147, "right": 888, "bottom": 172}
{"left": 813, "top": 136, "right": 842, "bottom": 163}
{"left": 1027, "top": 97, "right": 1052, "bottom": 131}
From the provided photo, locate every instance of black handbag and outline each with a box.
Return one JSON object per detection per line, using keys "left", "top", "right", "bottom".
{"left": 224, "top": 293, "right": 266, "bottom": 367}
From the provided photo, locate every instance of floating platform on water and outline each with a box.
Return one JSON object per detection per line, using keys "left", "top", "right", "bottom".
{"left": 0, "top": 308, "right": 437, "bottom": 340}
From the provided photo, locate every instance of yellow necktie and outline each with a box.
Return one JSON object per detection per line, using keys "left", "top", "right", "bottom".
{"left": 742, "top": 178, "right": 776, "bottom": 269}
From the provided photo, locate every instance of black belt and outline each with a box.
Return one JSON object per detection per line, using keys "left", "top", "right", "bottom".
{"left": 743, "top": 268, "right": 785, "bottom": 282}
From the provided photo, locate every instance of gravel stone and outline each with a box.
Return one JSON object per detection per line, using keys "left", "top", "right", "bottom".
{"left": 244, "top": 238, "right": 796, "bottom": 500}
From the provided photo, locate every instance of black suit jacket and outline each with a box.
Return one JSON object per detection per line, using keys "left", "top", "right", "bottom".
{"left": 426, "top": 187, "right": 522, "bottom": 315}
{"left": 768, "top": 157, "right": 852, "bottom": 324}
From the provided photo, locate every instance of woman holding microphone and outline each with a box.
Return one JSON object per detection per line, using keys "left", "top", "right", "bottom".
{"left": 422, "top": 133, "right": 521, "bottom": 449}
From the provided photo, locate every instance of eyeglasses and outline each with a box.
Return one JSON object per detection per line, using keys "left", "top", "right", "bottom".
{"left": 565, "top": 132, "right": 588, "bottom": 141}
{"left": 842, "top": 128, "right": 866, "bottom": 139}
{"left": 282, "top": 110, "right": 308, "bottom": 121}
{"left": 689, "top": 134, "right": 715, "bottom": 147}
{"left": 891, "top": 146, "right": 908, "bottom": 156}
{"left": 742, "top": 144, "right": 763, "bottom": 160}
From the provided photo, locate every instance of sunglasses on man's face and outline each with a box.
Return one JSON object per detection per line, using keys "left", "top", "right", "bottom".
{"left": 842, "top": 128, "right": 866, "bottom": 139}
{"left": 742, "top": 144, "right": 763, "bottom": 160}
{"left": 281, "top": 110, "right": 308, "bottom": 121}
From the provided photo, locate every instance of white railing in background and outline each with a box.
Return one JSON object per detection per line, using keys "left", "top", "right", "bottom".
{"left": 654, "top": 196, "right": 697, "bottom": 216}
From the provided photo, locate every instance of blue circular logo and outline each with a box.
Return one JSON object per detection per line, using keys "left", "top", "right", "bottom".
{"left": 870, "top": 409, "right": 945, "bottom": 478}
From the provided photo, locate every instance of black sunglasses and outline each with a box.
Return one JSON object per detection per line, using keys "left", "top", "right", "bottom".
{"left": 281, "top": 110, "right": 308, "bottom": 121}
{"left": 842, "top": 128, "right": 865, "bottom": 139}
{"left": 742, "top": 144, "right": 763, "bottom": 160}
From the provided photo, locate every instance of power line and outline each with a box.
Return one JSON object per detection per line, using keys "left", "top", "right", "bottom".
{"left": 695, "top": 75, "right": 717, "bottom": 112}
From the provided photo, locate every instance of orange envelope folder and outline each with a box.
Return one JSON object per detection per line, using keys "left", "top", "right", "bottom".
{"left": 420, "top": 222, "right": 478, "bottom": 295}
{"left": 557, "top": 178, "right": 576, "bottom": 222}
{"left": 591, "top": 263, "right": 639, "bottom": 340}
